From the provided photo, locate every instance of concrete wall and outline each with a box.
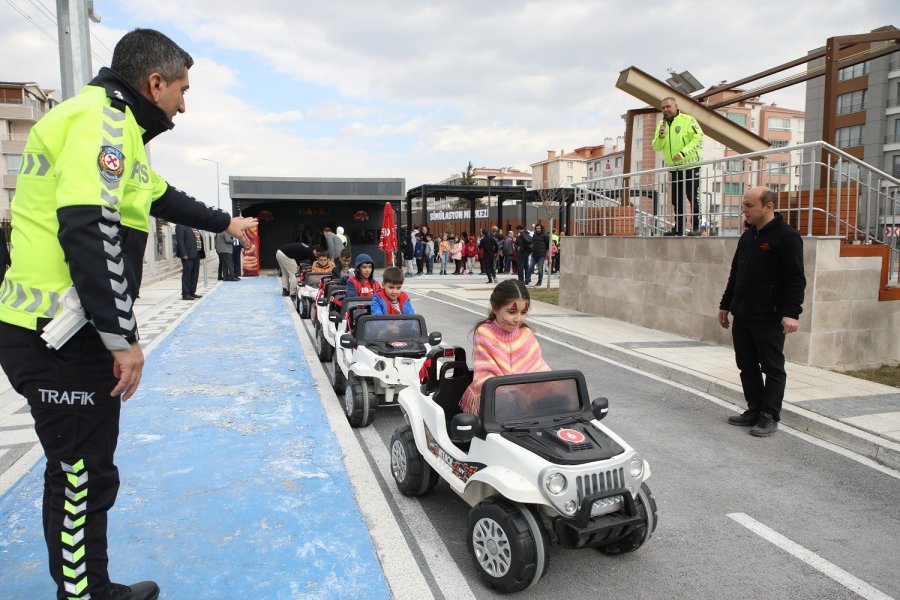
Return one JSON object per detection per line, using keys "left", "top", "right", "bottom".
{"left": 560, "top": 236, "right": 900, "bottom": 369}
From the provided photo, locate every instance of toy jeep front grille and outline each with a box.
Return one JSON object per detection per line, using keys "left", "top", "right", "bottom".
{"left": 576, "top": 467, "right": 625, "bottom": 503}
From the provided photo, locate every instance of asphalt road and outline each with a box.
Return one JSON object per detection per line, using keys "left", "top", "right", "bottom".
{"left": 303, "top": 291, "right": 900, "bottom": 600}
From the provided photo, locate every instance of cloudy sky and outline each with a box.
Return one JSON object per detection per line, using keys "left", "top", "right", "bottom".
{"left": 0, "top": 0, "right": 894, "bottom": 209}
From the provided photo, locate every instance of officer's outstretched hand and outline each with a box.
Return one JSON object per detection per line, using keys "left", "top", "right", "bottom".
{"left": 111, "top": 342, "right": 144, "bottom": 402}
{"left": 227, "top": 216, "right": 259, "bottom": 246}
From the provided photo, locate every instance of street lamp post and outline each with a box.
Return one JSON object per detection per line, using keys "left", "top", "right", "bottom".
{"left": 486, "top": 175, "right": 496, "bottom": 230}
{"left": 200, "top": 157, "right": 220, "bottom": 210}
{"left": 199, "top": 157, "right": 220, "bottom": 289}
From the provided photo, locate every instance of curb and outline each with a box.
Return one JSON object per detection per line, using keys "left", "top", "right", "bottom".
{"left": 427, "top": 290, "right": 900, "bottom": 472}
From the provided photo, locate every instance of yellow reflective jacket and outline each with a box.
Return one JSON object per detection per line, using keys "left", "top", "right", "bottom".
{"left": 0, "top": 68, "right": 228, "bottom": 349}
{"left": 651, "top": 111, "right": 703, "bottom": 169}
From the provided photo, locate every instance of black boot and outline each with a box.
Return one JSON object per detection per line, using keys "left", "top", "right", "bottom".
{"left": 727, "top": 410, "right": 758, "bottom": 426}
{"left": 109, "top": 581, "right": 160, "bottom": 600}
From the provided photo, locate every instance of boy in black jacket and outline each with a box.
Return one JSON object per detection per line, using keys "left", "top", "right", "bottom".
{"left": 719, "top": 186, "right": 806, "bottom": 437}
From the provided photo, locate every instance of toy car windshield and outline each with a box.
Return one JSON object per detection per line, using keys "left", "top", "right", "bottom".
{"left": 360, "top": 318, "right": 423, "bottom": 342}
{"left": 306, "top": 273, "right": 326, "bottom": 287}
{"left": 493, "top": 377, "right": 581, "bottom": 422}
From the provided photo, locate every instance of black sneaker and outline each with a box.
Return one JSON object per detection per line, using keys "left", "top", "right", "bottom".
{"left": 750, "top": 413, "right": 778, "bottom": 437}
{"left": 109, "top": 581, "right": 160, "bottom": 600}
{"left": 282, "top": 288, "right": 290, "bottom": 297}
{"left": 727, "top": 410, "right": 758, "bottom": 426}
{"left": 181, "top": 295, "right": 195, "bottom": 301}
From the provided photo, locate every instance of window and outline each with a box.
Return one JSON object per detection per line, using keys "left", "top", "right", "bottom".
{"left": 726, "top": 113, "right": 747, "bottom": 127}
{"left": 835, "top": 125, "right": 865, "bottom": 148}
{"left": 893, "top": 155, "right": 900, "bottom": 179}
{"left": 766, "top": 162, "right": 790, "bottom": 175}
{"left": 726, "top": 159, "right": 744, "bottom": 173}
{"left": 836, "top": 89, "right": 867, "bottom": 115}
{"left": 724, "top": 182, "right": 744, "bottom": 196}
{"left": 768, "top": 117, "right": 791, "bottom": 131}
{"left": 770, "top": 184, "right": 783, "bottom": 193}
{"left": 567, "top": 161, "right": 573, "bottom": 169}
{"left": 634, "top": 139, "right": 642, "bottom": 151}
{"left": 635, "top": 160, "right": 643, "bottom": 171}
{"left": 5, "top": 154, "right": 22, "bottom": 175}
{"left": 837, "top": 61, "right": 869, "bottom": 81}
{"left": 566, "top": 175, "right": 573, "bottom": 184}
{"left": 615, "top": 156, "right": 623, "bottom": 168}
{"left": 769, "top": 140, "right": 789, "bottom": 149}
{"left": 712, "top": 182, "right": 721, "bottom": 192}
{"left": 635, "top": 115, "right": 643, "bottom": 130}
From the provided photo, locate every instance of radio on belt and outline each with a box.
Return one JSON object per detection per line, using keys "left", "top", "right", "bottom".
{"left": 40, "top": 287, "right": 89, "bottom": 350}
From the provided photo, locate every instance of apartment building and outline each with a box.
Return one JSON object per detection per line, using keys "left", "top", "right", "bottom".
{"left": 0, "top": 82, "right": 60, "bottom": 221}
{"left": 530, "top": 145, "right": 606, "bottom": 189}
{"left": 804, "top": 30, "right": 900, "bottom": 196}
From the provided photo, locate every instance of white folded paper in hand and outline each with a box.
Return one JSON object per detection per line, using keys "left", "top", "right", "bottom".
{"left": 41, "top": 287, "right": 89, "bottom": 350}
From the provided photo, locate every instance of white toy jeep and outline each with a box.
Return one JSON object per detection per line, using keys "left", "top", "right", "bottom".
{"left": 390, "top": 348, "right": 657, "bottom": 593}
{"left": 336, "top": 314, "right": 442, "bottom": 427}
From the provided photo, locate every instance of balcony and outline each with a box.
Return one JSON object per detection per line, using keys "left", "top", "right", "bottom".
{"left": 0, "top": 100, "right": 44, "bottom": 123}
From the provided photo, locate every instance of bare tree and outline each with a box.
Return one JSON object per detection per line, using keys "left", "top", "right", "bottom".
{"left": 534, "top": 176, "right": 561, "bottom": 289}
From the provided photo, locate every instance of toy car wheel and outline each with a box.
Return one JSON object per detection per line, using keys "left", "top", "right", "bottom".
{"left": 595, "top": 483, "right": 658, "bottom": 555}
{"left": 345, "top": 375, "right": 376, "bottom": 427}
{"left": 332, "top": 350, "right": 347, "bottom": 395}
{"left": 390, "top": 424, "right": 437, "bottom": 496}
{"left": 467, "top": 497, "right": 548, "bottom": 593}
{"left": 300, "top": 297, "right": 311, "bottom": 319}
{"left": 315, "top": 323, "right": 333, "bottom": 362}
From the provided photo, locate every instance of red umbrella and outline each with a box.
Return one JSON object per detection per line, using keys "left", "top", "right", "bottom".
{"left": 378, "top": 202, "right": 398, "bottom": 267}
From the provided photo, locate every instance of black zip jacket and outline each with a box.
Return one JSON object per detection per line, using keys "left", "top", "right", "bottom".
{"left": 720, "top": 213, "right": 806, "bottom": 322}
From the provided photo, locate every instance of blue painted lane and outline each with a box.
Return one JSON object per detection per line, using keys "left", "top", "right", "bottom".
{"left": 0, "top": 277, "right": 390, "bottom": 599}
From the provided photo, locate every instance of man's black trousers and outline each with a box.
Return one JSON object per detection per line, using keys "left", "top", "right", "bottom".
{"left": 670, "top": 167, "right": 701, "bottom": 234}
{"left": 181, "top": 256, "right": 199, "bottom": 296}
{"left": 0, "top": 322, "right": 121, "bottom": 600}
{"left": 731, "top": 317, "right": 787, "bottom": 421}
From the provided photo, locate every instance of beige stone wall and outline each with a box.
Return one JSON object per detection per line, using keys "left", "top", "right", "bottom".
{"left": 560, "top": 236, "right": 899, "bottom": 368}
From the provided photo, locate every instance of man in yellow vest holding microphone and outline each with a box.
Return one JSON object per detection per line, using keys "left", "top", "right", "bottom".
{"left": 652, "top": 96, "right": 704, "bottom": 236}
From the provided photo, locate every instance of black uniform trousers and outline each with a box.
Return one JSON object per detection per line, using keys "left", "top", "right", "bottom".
{"left": 731, "top": 317, "right": 787, "bottom": 421}
{"left": 0, "top": 322, "right": 121, "bottom": 600}
{"left": 670, "top": 167, "right": 701, "bottom": 234}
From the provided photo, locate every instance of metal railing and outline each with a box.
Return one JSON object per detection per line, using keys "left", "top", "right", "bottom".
{"left": 573, "top": 141, "right": 900, "bottom": 285}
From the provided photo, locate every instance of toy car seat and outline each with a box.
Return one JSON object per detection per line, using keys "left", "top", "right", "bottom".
{"left": 433, "top": 361, "right": 472, "bottom": 423}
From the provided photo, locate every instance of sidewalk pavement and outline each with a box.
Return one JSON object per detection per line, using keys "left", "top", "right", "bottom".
{"left": 401, "top": 271, "right": 900, "bottom": 471}
{"left": 2, "top": 268, "right": 899, "bottom": 597}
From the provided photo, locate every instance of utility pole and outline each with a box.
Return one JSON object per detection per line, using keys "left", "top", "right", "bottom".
{"left": 56, "top": 0, "right": 101, "bottom": 100}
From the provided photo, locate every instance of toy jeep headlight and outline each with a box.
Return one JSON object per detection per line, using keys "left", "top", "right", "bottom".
{"left": 629, "top": 456, "right": 644, "bottom": 478}
{"left": 545, "top": 472, "right": 567, "bottom": 495}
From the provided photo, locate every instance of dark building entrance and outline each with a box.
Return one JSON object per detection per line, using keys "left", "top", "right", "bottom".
{"left": 226, "top": 177, "right": 405, "bottom": 269}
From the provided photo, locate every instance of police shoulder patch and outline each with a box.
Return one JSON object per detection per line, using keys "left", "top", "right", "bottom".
{"left": 98, "top": 146, "right": 125, "bottom": 182}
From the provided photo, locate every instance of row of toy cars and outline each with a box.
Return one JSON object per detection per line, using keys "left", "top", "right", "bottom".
{"left": 292, "top": 271, "right": 658, "bottom": 594}
{"left": 302, "top": 272, "right": 442, "bottom": 427}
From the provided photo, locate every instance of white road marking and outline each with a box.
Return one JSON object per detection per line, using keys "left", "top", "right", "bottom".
{"left": 359, "top": 426, "right": 479, "bottom": 600}
{"left": 414, "top": 292, "right": 900, "bottom": 482}
{"left": 727, "top": 513, "right": 895, "bottom": 600}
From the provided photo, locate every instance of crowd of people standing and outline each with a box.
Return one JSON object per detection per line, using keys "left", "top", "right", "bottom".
{"left": 398, "top": 223, "right": 561, "bottom": 284}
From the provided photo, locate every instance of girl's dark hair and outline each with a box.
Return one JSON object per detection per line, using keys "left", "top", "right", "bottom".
{"left": 471, "top": 279, "right": 531, "bottom": 335}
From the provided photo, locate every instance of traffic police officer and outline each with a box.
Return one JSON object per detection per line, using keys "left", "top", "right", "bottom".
{"left": 652, "top": 96, "right": 704, "bottom": 236}
{"left": 0, "top": 29, "right": 256, "bottom": 600}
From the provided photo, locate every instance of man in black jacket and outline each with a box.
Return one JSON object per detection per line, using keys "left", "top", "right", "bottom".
{"left": 718, "top": 186, "right": 806, "bottom": 437}
{"left": 526, "top": 224, "right": 551, "bottom": 287}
